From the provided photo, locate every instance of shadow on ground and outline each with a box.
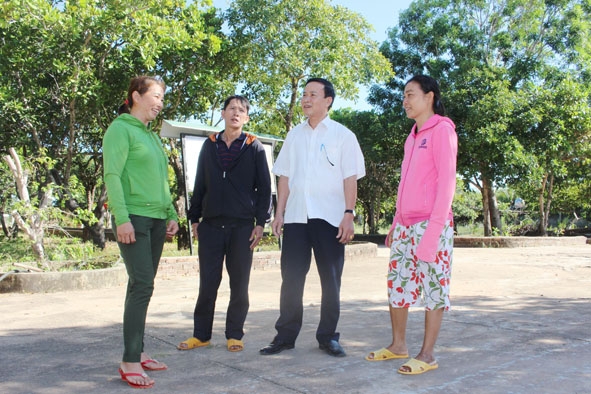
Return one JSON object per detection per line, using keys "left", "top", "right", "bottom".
{"left": 1, "top": 295, "right": 590, "bottom": 394}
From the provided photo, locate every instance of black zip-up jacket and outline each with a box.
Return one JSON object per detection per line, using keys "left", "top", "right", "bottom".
{"left": 187, "top": 131, "right": 272, "bottom": 227}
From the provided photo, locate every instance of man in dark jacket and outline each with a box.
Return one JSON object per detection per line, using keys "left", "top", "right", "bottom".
{"left": 178, "top": 95, "right": 272, "bottom": 352}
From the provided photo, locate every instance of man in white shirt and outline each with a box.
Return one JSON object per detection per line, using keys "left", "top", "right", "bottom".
{"left": 259, "top": 78, "right": 366, "bottom": 357}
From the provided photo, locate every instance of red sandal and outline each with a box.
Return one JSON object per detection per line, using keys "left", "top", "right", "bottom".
{"left": 141, "top": 359, "right": 168, "bottom": 371}
{"left": 118, "top": 368, "right": 154, "bottom": 389}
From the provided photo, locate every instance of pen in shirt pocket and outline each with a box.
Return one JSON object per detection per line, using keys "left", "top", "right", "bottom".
{"left": 320, "top": 143, "right": 334, "bottom": 166}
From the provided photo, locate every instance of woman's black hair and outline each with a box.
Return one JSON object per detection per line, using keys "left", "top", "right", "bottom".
{"left": 118, "top": 76, "right": 166, "bottom": 115}
{"left": 405, "top": 75, "right": 445, "bottom": 116}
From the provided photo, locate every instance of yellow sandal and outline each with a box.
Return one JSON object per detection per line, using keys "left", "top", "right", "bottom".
{"left": 177, "top": 337, "right": 210, "bottom": 350}
{"left": 398, "top": 358, "right": 439, "bottom": 375}
{"left": 227, "top": 338, "right": 244, "bottom": 352}
{"left": 365, "top": 348, "right": 409, "bottom": 361}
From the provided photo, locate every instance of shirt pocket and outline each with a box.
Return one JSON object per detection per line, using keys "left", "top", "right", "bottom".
{"left": 319, "top": 143, "right": 339, "bottom": 168}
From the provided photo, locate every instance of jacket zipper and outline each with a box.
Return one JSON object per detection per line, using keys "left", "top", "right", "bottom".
{"left": 399, "top": 134, "right": 417, "bottom": 224}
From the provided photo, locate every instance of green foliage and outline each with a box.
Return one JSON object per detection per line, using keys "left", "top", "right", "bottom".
{"left": 254, "top": 234, "right": 280, "bottom": 252}
{"left": 547, "top": 216, "right": 579, "bottom": 237}
{"left": 0, "top": 231, "right": 282, "bottom": 273}
{"left": 332, "top": 108, "right": 404, "bottom": 234}
{"left": 2, "top": 0, "right": 590, "bottom": 249}
{"left": 225, "top": 0, "right": 393, "bottom": 133}
{"left": 0, "top": 0, "right": 229, "bottom": 251}
{"left": 372, "top": 0, "right": 591, "bottom": 235}
{"left": 452, "top": 179, "right": 481, "bottom": 226}
{"left": 0, "top": 237, "right": 32, "bottom": 268}
{"left": 0, "top": 160, "right": 17, "bottom": 234}
{"left": 44, "top": 238, "right": 94, "bottom": 265}
{"left": 0, "top": 234, "right": 111, "bottom": 271}
{"left": 551, "top": 179, "right": 591, "bottom": 215}
{"left": 248, "top": 102, "right": 300, "bottom": 139}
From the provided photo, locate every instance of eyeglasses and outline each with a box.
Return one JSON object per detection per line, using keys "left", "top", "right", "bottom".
{"left": 320, "top": 144, "right": 334, "bottom": 166}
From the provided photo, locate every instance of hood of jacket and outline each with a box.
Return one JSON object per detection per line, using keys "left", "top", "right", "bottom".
{"left": 412, "top": 114, "right": 456, "bottom": 135}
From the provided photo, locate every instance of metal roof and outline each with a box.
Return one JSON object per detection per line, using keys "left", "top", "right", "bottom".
{"left": 161, "top": 120, "right": 282, "bottom": 144}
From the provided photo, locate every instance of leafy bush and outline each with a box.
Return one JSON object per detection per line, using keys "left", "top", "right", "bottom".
{"left": 0, "top": 235, "right": 120, "bottom": 272}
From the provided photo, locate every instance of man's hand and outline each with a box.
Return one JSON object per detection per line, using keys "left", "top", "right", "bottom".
{"left": 336, "top": 214, "right": 355, "bottom": 244}
{"left": 271, "top": 215, "right": 284, "bottom": 238}
{"left": 249, "top": 225, "right": 264, "bottom": 250}
{"left": 191, "top": 222, "right": 200, "bottom": 240}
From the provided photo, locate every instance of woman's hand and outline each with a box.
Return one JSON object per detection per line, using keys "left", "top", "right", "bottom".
{"left": 117, "top": 222, "right": 136, "bottom": 244}
{"left": 166, "top": 220, "right": 179, "bottom": 239}
{"left": 385, "top": 227, "right": 394, "bottom": 248}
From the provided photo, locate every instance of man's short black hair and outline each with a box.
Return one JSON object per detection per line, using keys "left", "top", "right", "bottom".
{"left": 305, "top": 78, "right": 335, "bottom": 109}
{"left": 223, "top": 95, "right": 250, "bottom": 114}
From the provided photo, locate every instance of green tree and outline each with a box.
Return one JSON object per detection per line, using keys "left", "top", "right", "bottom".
{"left": 512, "top": 77, "right": 591, "bottom": 234}
{"left": 3, "top": 148, "right": 56, "bottom": 267}
{"left": 371, "top": 0, "right": 591, "bottom": 235}
{"left": 0, "top": 159, "right": 18, "bottom": 238}
{"left": 0, "top": 0, "right": 227, "bottom": 250}
{"left": 452, "top": 178, "right": 481, "bottom": 232}
{"left": 225, "top": 0, "right": 393, "bottom": 134}
{"left": 332, "top": 108, "right": 405, "bottom": 234}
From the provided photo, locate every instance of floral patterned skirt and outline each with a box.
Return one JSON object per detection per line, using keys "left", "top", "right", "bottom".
{"left": 387, "top": 220, "right": 453, "bottom": 311}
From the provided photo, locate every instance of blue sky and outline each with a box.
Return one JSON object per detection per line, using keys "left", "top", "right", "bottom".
{"left": 211, "top": 0, "right": 414, "bottom": 110}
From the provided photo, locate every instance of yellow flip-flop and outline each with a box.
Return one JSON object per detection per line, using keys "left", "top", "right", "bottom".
{"left": 227, "top": 338, "right": 244, "bottom": 352}
{"left": 365, "top": 348, "right": 409, "bottom": 361}
{"left": 398, "top": 358, "right": 439, "bottom": 375}
{"left": 177, "top": 337, "right": 210, "bottom": 350}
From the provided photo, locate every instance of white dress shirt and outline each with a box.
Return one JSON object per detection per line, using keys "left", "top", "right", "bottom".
{"left": 272, "top": 116, "right": 365, "bottom": 227}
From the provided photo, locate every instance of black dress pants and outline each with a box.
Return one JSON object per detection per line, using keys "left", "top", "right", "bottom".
{"left": 274, "top": 219, "right": 345, "bottom": 344}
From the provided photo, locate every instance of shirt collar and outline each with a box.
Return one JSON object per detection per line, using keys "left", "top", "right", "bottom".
{"left": 217, "top": 131, "right": 246, "bottom": 142}
{"left": 305, "top": 114, "right": 331, "bottom": 130}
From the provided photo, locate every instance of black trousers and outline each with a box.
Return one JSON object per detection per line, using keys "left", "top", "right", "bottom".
{"left": 193, "top": 221, "right": 253, "bottom": 341}
{"left": 274, "top": 219, "right": 345, "bottom": 344}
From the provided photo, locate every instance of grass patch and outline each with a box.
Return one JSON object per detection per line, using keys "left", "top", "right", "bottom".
{"left": 0, "top": 232, "right": 281, "bottom": 273}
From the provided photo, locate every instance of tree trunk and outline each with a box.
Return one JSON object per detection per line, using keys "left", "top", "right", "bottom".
{"left": 537, "top": 172, "right": 554, "bottom": 236}
{"left": 285, "top": 77, "right": 300, "bottom": 133}
{"left": 167, "top": 139, "right": 190, "bottom": 250}
{"left": 31, "top": 239, "right": 46, "bottom": 264}
{"left": 175, "top": 196, "right": 190, "bottom": 251}
{"left": 82, "top": 187, "right": 109, "bottom": 249}
{"left": 0, "top": 210, "right": 7, "bottom": 237}
{"left": 481, "top": 179, "right": 492, "bottom": 236}
{"left": 49, "top": 168, "right": 109, "bottom": 249}
{"left": 538, "top": 173, "right": 548, "bottom": 236}
{"left": 487, "top": 182, "right": 502, "bottom": 232}
{"left": 11, "top": 210, "right": 49, "bottom": 269}
{"left": 5, "top": 148, "right": 50, "bottom": 268}
{"left": 368, "top": 200, "right": 377, "bottom": 234}
{"left": 544, "top": 173, "right": 554, "bottom": 234}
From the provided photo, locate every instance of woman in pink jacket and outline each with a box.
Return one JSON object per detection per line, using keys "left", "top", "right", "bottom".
{"left": 365, "top": 75, "right": 457, "bottom": 375}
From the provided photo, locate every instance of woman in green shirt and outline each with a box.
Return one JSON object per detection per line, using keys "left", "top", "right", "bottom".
{"left": 103, "top": 76, "right": 179, "bottom": 389}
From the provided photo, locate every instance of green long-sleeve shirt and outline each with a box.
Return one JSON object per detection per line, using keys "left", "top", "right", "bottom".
{"left": 103, "top": 113, "right": 178, "bottom": 226}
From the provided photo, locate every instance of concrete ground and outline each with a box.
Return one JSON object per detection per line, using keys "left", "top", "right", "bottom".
{"left": 1, "top": 245, "right": 590, "bottom": 394}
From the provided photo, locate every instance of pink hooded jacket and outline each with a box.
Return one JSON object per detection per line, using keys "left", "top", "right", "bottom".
{"left": 391, "top": 114, "right": 457, "bottom": 262}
